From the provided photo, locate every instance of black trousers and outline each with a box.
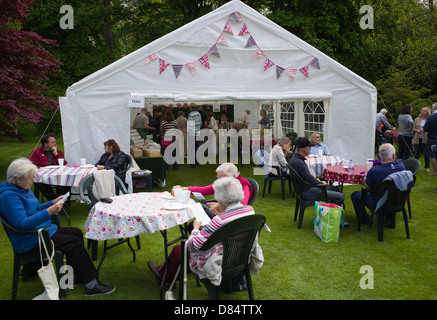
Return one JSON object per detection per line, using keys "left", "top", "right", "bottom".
{"left": 27, "top": 227, "right": 97, "bottom": 284}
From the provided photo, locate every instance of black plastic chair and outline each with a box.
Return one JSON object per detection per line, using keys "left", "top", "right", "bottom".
{"left": 262, "top": 165, "right": 292, "bottom": 200}
{"left": 0, "top": 214, "right": 65, "bottom": 300}
{"left": 358, "top": 180, "right": 411, "bottom": 242}
{"left": 288, "top": 165, "right": 328, "bottom": 229}
{"left": 78, "top": 174, "right": 140, "bottom": 265}
{"left": 402, "top": 158, "right": 420, "bottom": 219}
{"left": 179, "top": 214, "right": 266, "bottom": 300}
{"left": 246, "top": 178, "right": 259, "bottom": 206}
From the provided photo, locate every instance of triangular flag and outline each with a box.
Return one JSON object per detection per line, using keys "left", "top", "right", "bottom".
{"left": 185, "top": 62, "right": 196, "bottom": 76}
{"left": 198, "top": 55, "right": 210, "bottom": 69}
{"left": 310, "top": 57, "right": 320, "bottom": 69}
{"left": 216, "top": 34, "right": 229, "bottom": 46}
{"left": 159, "top": 59, "right": 170, "bottom": 74}
{"left": 264, "top": 58, "right": 275, "bottom": 71}
{"left": 238, "top": 23, "right": 249, "bottom": 36}
{"left": 287, "top": 69, "right": 297, "bottom": 81}
{"left": 236, "top": 12, "right": 244, "bottom": 22}
{"left": 229, "top": 12, "right": 242, "bottom": 23}
{"left": 145, "top": 53, "right": 158, "bottom": 64}
{"left": 173, "top": 65, "right": 183, "bottom": 78}
{"left": 245, "top": 36, "right": 256, "bottom": 48}
{"left": 300, "top": 65, "right": 309, "bottom": 78}
{"left": 276, "top": 66, "right": 285, "bottom": 79}
{"left": 223, "top": 21, "right": 233, "bottom": 35}
{"left": 209, "top": 44, "right": 221, "bottom": 58}
{"left": 252, "top": 47, "right": 264, "bottom": 60}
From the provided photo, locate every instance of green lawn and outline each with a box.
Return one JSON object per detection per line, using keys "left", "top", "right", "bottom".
{"left": 0, "top": 139, "right": 436, "bottom": 300}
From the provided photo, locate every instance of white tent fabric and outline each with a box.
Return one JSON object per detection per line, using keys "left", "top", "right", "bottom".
{"left": 60, "top": 0, "right": 377, "bottom": 166}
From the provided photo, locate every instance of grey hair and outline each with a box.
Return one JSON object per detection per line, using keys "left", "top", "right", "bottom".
{"left": 432, "top": 102, "right": 437, "bottom": 110}
{"left": 379, "top": 143, "right": 396, "bottom": 161}
{"left": 216, "top": 162, "right": 239, "bottom": 178}
{"left": 277, "top": 136, "right": 291, "bottom": 147}
{"left": 213, "top": 177, "right": 244, "bottom": 207}
{"left": 7, "top": 158, "right": 38, "bottom": 184}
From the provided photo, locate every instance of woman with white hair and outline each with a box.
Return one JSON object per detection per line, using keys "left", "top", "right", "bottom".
{"left": 149, "top": 177, "right": 262, "bottom": 289}
{"left": 172, "top": 162, "right": 253, "bottom": 206}
{"left": 0, "top": 158, "right": 116, "bottom": 296}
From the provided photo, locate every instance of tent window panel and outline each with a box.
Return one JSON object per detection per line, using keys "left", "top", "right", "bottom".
{"left": 303, "top": 101, "right": 325, "bottom": 139}
{"left": 261, "top": 102, "right": 274, "bottom": 129}
{"left": 280, "top": 101, "right": 295, "bottom": 135}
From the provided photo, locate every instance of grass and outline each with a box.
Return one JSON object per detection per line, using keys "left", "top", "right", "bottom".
{"left": 0, "top": 137, "right": 436, "bottom": 300}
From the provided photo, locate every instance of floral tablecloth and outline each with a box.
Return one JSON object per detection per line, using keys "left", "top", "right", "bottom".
{"left": 35, "top": 165, "right": 96, "bottom": 187}
{"left": 84, "top": 192, "right": 194, "bottom": 241}
{"left": 305, "top": 156, "right": 345, "bottom": 177}
{"left": 321, "top": 165, "right": 368, "bottom": 185}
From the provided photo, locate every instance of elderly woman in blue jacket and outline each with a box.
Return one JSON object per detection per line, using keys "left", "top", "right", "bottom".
{"left": 0, "top": 158, "right": 115, "bottom": 296}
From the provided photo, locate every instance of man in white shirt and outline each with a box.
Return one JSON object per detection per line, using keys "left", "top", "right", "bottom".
{"left": 233, "top": 110, "right": 250, "bottom": 132}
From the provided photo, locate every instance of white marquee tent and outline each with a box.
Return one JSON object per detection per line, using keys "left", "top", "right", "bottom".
{"left": 59, "top": 0, "right": 377, "bottom": 166}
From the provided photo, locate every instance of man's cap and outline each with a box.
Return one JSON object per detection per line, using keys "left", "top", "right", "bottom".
{"left": 295, "top": 137, "right": 312, "bottom": 148}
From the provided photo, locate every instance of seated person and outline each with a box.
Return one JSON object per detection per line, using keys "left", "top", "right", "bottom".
{"left": 267, "top": 136, "right": 292, "bottom": 177}
{"left": 309, "top": 133, "right": 331, "bottom": 156}
{"left": 29, "top": 132, "right": 70, "bottom": 201}
{"left": 289, "top": 137, "right": 344, "bottom": 206}
{"left": 95, "top": 139, "right": 127, "bottom": 183}
{"left": 0, "top": 158, "right": 115, "bottom": 296}
{"left": 173, "top": 162, "right": 253, "bottom": 213}
{"left": 351, "top": 143, "right": 406, "bottom": 224}
{"left": 148, "top": 177, "right": 263, "bottom": 289}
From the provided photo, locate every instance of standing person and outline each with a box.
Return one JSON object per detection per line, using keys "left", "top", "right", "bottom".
{"left": 219, "top": 112, "right": 228, "bottom": 129}
{"left": 152, "top": 108, "right": 162, "bottom": 143}
{"left": 197, "top": 105, "right": 208, "bottom": 129}
{"left": 424, "top": 102, "right": 437, "bottom": 175}
{"left": 29, "top": 133, "right": 70, "bottom": 201}
{"left": 375, "top": 108, "right": 396, "bottom": 132}
{"left": 412, "top": 107, "right": 431, "bottom": 172}
{"left": 233, "top": 110, "right": 250, "bottom": 132}
{"left": 187, "top": 103, "right": 202, "bottom": 167}
{"left": 398, "top": 104, "right": 414, "bottom": 160}
{"left": 258, "top": 109, "right": 270, "bottom": 129}
{"left": 176, "top": 111, "right": 188, "bottom": 157}
{"left": 95, "top": 139, "right": 128, "bottom": 183}
{"left": 160, "top": 110, "right": 179, "bottom": 170}
{"left": 0, "top": 158, "right": 116, "bottom": 296}
{"left": 131, "top": 107, "right": 155, "bottom": 139}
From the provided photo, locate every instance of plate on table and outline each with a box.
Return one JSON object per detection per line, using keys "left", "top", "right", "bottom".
{"left": 44, "top": 165, "right": 60, "bottom": 169}
{"left": 80, "top": 164, "right": 94, "bottom": 168}
{"left": 307, "top": 154, "right": 316, "bottom": 158}
{"left": 161, "top": 203, "right": 186, "bottom": 211}
{"left": 161, "top": 194, "right": 175, "bottom": 200}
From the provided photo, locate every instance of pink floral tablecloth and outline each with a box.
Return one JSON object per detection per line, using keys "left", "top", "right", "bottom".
{"left": 384, "top": 130, "right": 399, "bottom": 138}
{"left": 321, "top": 165, "right": 368, "bottom": 185}
{"left": 84, "top": 192, "right": 194, "bottom": 241}
{"left": 305, "top": 156, "right": 345, "bottom": 177}
{"left": 35, "top": 165, "right": 96, "bottom": 187}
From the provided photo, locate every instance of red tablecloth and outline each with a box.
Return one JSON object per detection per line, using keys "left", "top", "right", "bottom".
{"left": 321, "top": 165, "right": 368, "bottom": 185}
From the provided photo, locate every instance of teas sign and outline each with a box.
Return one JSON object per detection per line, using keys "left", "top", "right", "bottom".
{"left": 127, "top": 96, "right": 145, "bottom": 108}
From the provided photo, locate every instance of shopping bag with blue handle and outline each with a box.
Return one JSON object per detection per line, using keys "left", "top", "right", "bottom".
{"left": 314, "top": 201, "right": 345, "bottom": 243}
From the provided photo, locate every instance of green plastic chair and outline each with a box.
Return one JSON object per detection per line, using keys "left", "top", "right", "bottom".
{"left": 0, "top": 214, "right": 65, "bottom": 300}
{"left": 262, "top": 165, "right": 292, "bottom": 200}
{"left": 245, "top": 178, "right": 259, "bottom": 206}
{"left": 402, "top": 158, "right": 420, "bottom": 219}
{"left": 288, "top": 165, "right": 328, "bottom": 229}
{"left": 358, "top": 179, "right": 411, "bottom": 242}
{"left": 180, "top": 214, "right": 266, "bottom": 300}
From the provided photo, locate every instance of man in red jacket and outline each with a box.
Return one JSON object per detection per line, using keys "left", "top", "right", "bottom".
{"left": 30, "top": 133, "right": 70, "bottom": 201}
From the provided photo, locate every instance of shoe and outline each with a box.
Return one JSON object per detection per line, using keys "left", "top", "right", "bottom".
{"left": 85, "top": 281, "right": 116, "bottom": 296}
{"left": 425, "top": 168, "right": 430, "bottom": 172}
{"left": 148, "top": 260, "right": 170, "bottom": 287}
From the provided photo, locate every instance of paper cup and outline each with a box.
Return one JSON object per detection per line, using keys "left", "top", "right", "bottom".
{"left": 366, "top": 161, "right": 373, "bottom": 171}
{"left": 58, "top": 159, "right": 64, "bottom": 167}
{"left": 344, "top": 160, "right": 350, "bottom": 167}
{"left": 173, "top": 188, "right": 183, "bottom": 202}
{"left": 80, "top": 158, "right": 86, "bottom": 166}
{"left": 181, "top": 190, "right": 191, "bottom": 204}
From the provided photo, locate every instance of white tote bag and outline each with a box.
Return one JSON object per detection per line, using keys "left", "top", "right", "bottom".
{"left": 34, "top": 228, "right": 59, "bottom": 300}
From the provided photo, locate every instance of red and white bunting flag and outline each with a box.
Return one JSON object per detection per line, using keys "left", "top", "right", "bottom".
{"left": 264, "top": 58, "right": 275, "bottom": 71}
{"left": 223, "top": 21, "right": 233, "bottom": 35}
{"left": 216, "top": 34, "right": 229, "bottom": 46}
{"left": 252, "top": 47, "right": 264, "bottom": 60}
{"left": 145, "top": 53, "right": 158, "bottom": 64}
{"left": 185, "top": 62, "right": 197, "bottom": 76}
{"left": 159, "top": 59, "right": 170, "bottom": 74}
{"left": 287, "top": 69, "right": 297, "bottom": 81}
{"left": 198, "top": 55, "right": 210, "bottom": 69}
{"left": 310, "top": 57, "right": 320, "bottom": 69}
{"left": 300, "top": 65, "right": 309, "bottom": 78}
{"left": 238, "top": 23, "right": 249, "bottom": 36}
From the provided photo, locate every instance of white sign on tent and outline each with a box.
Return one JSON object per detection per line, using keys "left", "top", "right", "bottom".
{"left": 127, "top": 95, "right": 145, "bottom": 108}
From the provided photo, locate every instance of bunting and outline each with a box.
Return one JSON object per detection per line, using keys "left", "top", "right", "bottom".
{"left": 145, "top": 11, "right": 320, "bottom": 82}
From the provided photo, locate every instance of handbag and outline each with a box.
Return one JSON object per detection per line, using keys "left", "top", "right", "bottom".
{"left": 314, "top": 202, "right": 345, "bottom": 243}
{"left": 35, "top": 228, "right": 60, "bottom": 300}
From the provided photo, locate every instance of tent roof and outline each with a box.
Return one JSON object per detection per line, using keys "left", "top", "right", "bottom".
{"left": 65, "top": 0, "right": 375, "bottom": 98}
